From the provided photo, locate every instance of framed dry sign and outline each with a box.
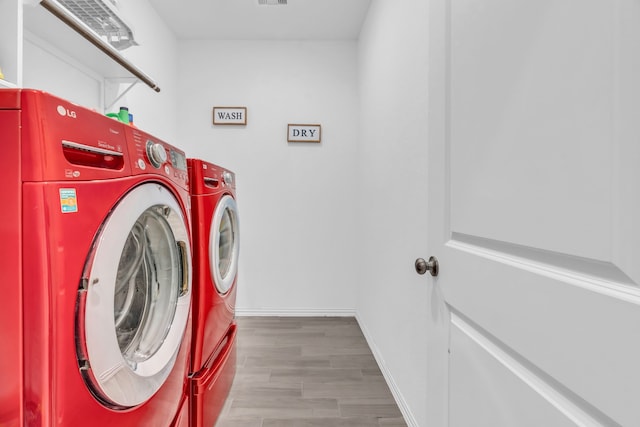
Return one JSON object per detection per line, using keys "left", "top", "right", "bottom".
{"left": 288, "top": 124, "right": 321, "bottom": 143}
{"left": 213, "top": 107, "right": 247, "bottom": 125}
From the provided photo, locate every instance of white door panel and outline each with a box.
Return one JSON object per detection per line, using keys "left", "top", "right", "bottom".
{"left": 449, "top": 0, "right": 613, "bottom": 261}
{"left": 426, "top": 0, "right": 640, "bottom": 425}
{"left": 446, "top": 243, "right": 639, "bottom": 425}
{"left": 612, "top": 1, "right": 640, "bottom": 286}
{"left": 449, "top": 321, "right": 588, "bottom": 427}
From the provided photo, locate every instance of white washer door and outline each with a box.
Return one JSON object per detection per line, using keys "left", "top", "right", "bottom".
{"left": 80, "top": 183, "right": 191, "bottom": 408}
{"left": 210, "top": 195, "right": 239, "bottom": 294}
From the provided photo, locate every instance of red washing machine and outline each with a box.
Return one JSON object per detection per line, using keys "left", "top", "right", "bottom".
{"left": 0, "top": 89, "right": 193, "bottom": 427}
{"left": 187, "top": 158, "right": 240, "bottom": 427}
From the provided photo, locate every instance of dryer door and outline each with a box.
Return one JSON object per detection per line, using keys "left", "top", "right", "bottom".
{"left": 210, "top": 194, "right": 239, "bottom": 294}
{"left": 78, "top": 183, "right": 192, "bottom": 408}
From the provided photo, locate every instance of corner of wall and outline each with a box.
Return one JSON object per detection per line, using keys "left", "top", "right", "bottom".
{"left": 355, "top": 311, "right": 419, "bottom": 427}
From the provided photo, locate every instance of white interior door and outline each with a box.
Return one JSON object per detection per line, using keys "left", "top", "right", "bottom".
{"left": 426, "top": 1, "right": 640, "bottom": 426}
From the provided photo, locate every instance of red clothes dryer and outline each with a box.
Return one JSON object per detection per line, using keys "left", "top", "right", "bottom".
{"left": 0, "top": 89, "right": 192, "bottom": 426}
{"left": 187, "top": 159, "right": 239, "bottom": 427}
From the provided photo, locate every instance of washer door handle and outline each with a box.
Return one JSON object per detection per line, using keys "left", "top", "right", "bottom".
{"left": 415, "top": 256, "right": 439, "bottom": 277}
{"left": 177, "top": 241, "right": 189, "bottom": 296}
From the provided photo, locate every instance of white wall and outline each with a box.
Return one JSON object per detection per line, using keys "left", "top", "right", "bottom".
{"left": 22, "top": 0, "right": 179, "bottom": 142}
{"left": 177, "top": 40, "right": 359, "bottom": 314}
{"left": 356, "top": 0, "right": 430, "bottom": 425}
{"left": 23, "top": 37, "right": 102, "bottom": 110}
{"left": 115, "top": 0, "right": 179, "bottom": 142}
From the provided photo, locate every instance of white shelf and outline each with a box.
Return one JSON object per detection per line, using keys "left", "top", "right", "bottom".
{"left": 0, "top": 0, "right": 160, "bottom": 107}
{"left": 17, "top": 1, "right": 159, "bottom": 93}
{"left": 0, "top": 78, "right": 17, "bottom": 88}
{"left": 24, "top": 3, "right": 134, "bottom": 81}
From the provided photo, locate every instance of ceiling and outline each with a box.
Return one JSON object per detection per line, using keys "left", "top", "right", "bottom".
{"left": 146, "top": 0, "right": 372, "bottom": 40}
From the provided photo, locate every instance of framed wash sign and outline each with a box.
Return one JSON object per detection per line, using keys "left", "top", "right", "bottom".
{"left": 213, "top": 107, "right": 247, "bottom": 125}
{"left": 288, "top": 124, "right": 321, "bottom": 143}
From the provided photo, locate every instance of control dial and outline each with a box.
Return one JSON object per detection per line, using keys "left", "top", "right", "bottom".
{"left": 146, "top": 140, "right": 167, "bottom": 168}
{"left": 222, "top": 171, "right": 234, "bottom": 186}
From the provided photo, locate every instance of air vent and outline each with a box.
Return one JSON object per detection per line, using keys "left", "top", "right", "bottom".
{"left": 57, "top": 0, "right": 137, "bottom": 50}
{"left": 258, "top": 0, "right": 287, "bottom": 5}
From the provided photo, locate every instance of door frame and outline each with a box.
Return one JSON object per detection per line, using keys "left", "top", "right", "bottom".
{"left": 425, "top": 0, "right": 451, "bottom": 424}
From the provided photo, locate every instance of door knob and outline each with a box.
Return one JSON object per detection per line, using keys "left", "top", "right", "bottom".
{"left": 415, "top": 256, "right": 439, "bottom": 277}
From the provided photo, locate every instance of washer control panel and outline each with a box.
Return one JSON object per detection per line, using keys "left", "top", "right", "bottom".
{"left": 125, "top": 127, "right": 189, "bottom": 188}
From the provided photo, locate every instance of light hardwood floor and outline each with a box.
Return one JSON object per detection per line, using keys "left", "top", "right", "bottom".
{"left": 216, "top": 316, "right": 407, "bottom": 427}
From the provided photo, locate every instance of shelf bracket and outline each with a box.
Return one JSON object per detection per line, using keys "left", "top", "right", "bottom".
{"left": 104, "top": 77, "right": 139, "bottom": 112}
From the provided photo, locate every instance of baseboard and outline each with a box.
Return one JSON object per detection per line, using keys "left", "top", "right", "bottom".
{"left": 355, "top": 313, "right": 419, "bottom": 427}
{"left": 235, "top": 307, "right": 357, "bottom": 317}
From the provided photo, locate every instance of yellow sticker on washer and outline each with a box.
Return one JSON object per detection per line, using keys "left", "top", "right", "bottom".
{"left": 60, "top": 188, "right": 78, "bottom": 213}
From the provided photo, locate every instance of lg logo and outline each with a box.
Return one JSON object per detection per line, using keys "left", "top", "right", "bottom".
{"left": 57, "top": 105, "right": 77, "bottom": 119}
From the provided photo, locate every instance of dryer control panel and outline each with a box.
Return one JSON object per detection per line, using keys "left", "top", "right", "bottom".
{"left": 186, "top": 158, "right": 236, "bottom": 196}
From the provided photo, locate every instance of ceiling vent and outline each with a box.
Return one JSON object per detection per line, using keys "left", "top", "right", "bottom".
{"left": 258, "top": 0, "right": 287, "bottom": 5}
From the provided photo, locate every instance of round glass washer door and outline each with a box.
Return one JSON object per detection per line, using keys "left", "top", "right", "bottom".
{"left": 79, "top": 183, "right": 191, "bottom": 408}
{"left": 210, "top": 194, "right": 239, "bottom": 294}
